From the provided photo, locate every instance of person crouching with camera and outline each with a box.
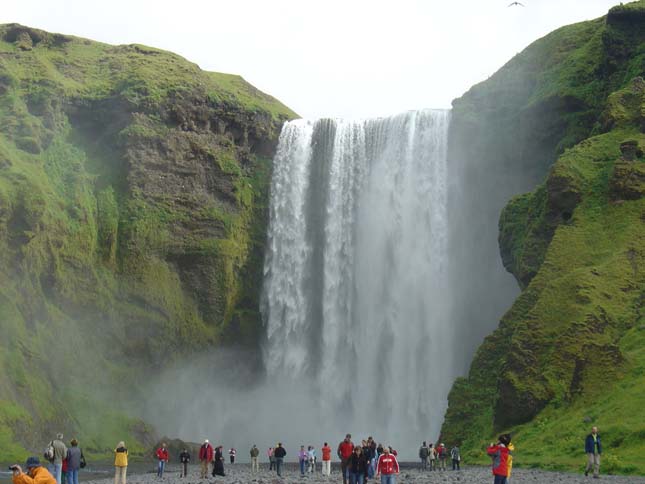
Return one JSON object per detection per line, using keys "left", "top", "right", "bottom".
{"left": 10, "top": 457, "right": 56, "bottom": 484}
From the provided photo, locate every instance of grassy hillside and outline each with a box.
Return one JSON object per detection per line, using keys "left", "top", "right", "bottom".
{"left": 0, "top": 23, "right": 295, "bottom": 460}
{"left": 441, "top": 1, "right": 645, "bottom": 475}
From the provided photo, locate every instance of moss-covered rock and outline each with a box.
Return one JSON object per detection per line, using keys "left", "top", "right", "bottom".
{"left": 0, "top": 23, "right": 296, "bottom": 457}
{"left": 442, "top": 0, "right": 645, "bottom": 475}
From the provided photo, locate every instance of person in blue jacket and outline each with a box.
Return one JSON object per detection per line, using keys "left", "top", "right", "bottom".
{"left": 584, "top": 426, "right": 602, "bottom": 478}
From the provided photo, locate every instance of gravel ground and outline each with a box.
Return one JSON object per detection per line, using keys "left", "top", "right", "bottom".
{"left": 83, "top": 463, "right": 645, "bottom": 484}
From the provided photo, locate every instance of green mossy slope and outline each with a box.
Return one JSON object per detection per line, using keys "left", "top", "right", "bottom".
{"left": 0, "top": 23, "right": 295, "bottom": 459}
{"left": 441, "top": 1, "right": 645, "bottom": 475}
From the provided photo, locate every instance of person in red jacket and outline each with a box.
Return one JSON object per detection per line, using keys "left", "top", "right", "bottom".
{"left": 487, "top": 434, "right": 512, "bottom": 484}
{"left": 198, "top": 440, "right": 214, "bottom": 479}
{"left": 156, "top": 443, "right": 169, "bottom": 478}
{"left": 321, "top": 443, "right": 332, "bottom": 476}
{"left": 337, "top": 434, "right": 354, "bottom": 484}
{"left": 376, "top": 446, "right": 399, "bottom": 484}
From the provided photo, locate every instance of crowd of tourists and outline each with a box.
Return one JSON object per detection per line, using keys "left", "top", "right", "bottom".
{"left": 8, "top": 426, "right": 603, "bottom": 484}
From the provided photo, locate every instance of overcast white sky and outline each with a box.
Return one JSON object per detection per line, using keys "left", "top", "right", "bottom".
{"left": 2, "top": 0, "right": 621, "bottom": 119}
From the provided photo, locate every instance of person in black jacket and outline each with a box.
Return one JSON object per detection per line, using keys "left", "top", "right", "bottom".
{"left": 348, "top": 446, "right": 368, "bottom": 484}
{"left": 179, "top": 449, "right": 190, "bottom": 478}
{"left": 212, "top": 446, "right": 225, "bottom": 477}
{"left": 273, "top": 443, "right": 287, "bottom": 477}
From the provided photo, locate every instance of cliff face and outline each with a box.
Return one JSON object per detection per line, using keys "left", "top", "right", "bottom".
{"left": 442, "top": 1, "right": 645, "bottom": 474}
{"left": 0, "top": 24, "right": 295, "bottom": 458}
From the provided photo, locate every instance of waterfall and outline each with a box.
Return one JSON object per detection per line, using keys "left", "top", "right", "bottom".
{"left": 262, "top": 109, "right": 455, "bottom": 447}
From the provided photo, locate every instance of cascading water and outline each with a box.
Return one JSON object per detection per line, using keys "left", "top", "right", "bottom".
{"left": 262, "top": 109, "right": 456, "bottom": 448}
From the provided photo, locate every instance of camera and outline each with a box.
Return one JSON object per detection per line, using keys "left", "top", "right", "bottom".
{"left": 8, "top": 465, "right": 18, "bottom": 471}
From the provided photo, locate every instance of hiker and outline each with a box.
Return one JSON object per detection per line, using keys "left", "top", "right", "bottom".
{"left": 437, "top": 443, "right": 447, "bottom": 471}
{"left": 307, "top": 445, "right": 316, "bottom": 473}
{"left": 228, "top": 448, "right": 236, "bottom": 464}
{"left": 179, "top": 448, "right": 190, "bottom": 478}
{"left": 298, "top": 445, "right": 308, "bottom": 476}
{"left": 114, "top": 442, "right": 128, "bottom": 484}
{"left": 199, "top": 440, "right": 213, "bottom": 478}
{"left": 321, "top": 442, "right": 332, "bottom": 476}
{"left": 11, "top": 457, "right": 56, "bottom": 484}
{"left": 428, "top": 443, "right": 436, "bottom": 471}
{"left": 50, "top": 434, "right": 67, "bottom": 484}
{"left": 367, "top": 437, "right": 377, "bottom": 478}
{"left": 451, "top": 444, "right": 461, "bottom": 470}
{"left": 212, "top": 446, "right": 225, "bottom": 476}
{"left": 66, "top": 439, "right": 82, "bottom": 484}
{"left": 268, "top": 447, "right": 275, "bottom": 471}
{"left": 155, "top": 443, "right": 169, "bottom": 478}
{"left": 61, "top": 455, "right": 68, "bottom": 484}
{"left": 419, "top": 441, "right": 429, "bottom": 470}
{"left": 338, "top": 433, "right": 354, "bottom": 484}
{"left": 584, "top": 426, "right": 602, "bottom": 478}
{"left": 375, "top": 445, "right": 399, "bottom": 484}
{"left": 487, "top": 434, "right": 512, "bottom": 484}
{"left": 273, "top": 443, "right": 286, "bottom": 477}
{"left": 348, "top": 445, "right": 368, "bottom": 484}
{"left": 507, "top": 440, "right": 515, "bottom": 483}
{"left": 250, "top": 445, "right": 260, "bottom": 473}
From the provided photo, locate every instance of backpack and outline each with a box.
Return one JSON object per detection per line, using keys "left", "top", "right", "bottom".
{"left": 44, "top": 442, "right": 55, "bottom": 462}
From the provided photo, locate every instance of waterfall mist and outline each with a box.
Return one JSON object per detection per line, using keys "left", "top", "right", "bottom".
{"left": 144, "top": 108, "right": 521, "bottom": 458}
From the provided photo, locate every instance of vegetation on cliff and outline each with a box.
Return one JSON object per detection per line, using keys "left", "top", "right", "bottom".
{"left": 442, "top": 1, "right": 645, "bottom": 475}
{"left": 0, "top": 23, "right": 295, "bottom": 460}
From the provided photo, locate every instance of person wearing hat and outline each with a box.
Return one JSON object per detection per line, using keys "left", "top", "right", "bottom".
{"left": 11, "top": 457, "right": 56, "bottom": 484}
{"left": 198, "top": 439, "right": 213, "bottom": 479}
{"left": 50, "top": 434, "right": 67, "bottom": 484}
{"left": 114, "top": 441, "right": 128, "bottom": 484}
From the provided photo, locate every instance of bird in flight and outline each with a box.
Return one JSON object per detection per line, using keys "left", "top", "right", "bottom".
{"left": 508, "top": 1, "right": 525, "bottom": 6}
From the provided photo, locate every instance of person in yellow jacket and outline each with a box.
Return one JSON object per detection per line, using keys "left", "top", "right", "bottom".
{"left": 114, "top": 441, "right": 128, "bottom": 484}
{"left": 507, "top": 442, "right": 515, "bottom": 483}
{"left": 11, "top": 457, "right": 56, "bottom": 484}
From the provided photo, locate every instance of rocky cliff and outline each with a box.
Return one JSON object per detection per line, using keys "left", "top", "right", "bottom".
{"left": 0, "top": 24, "right": 295, "bottom": 459}
{"left": 441, "top": 1, "right": 645, "bottom": 474}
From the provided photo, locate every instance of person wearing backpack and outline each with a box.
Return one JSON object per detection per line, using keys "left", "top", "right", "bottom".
{"left": 50, "top": 434, "right": 67, "bottom": 484}
{"left": 450, "top": 444, "right": 461, "bottom": 471}
{"left": 419, "top": 442, "right": 429, "bottom": 470}
{"left": 11, "top": 457, "right": 56, "bottom": 484}
{"left": 66, "top": 439, "right": 83, "bottom": 484}
{"left": 114, "top": 442, "right": 128, "bottom": 484}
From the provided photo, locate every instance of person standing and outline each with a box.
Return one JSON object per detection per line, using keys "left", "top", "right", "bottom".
{"left": 11, "top": 457, "right": 56, "bottom": 484}
{"left": 199, "top": 440, "right": 213, "bottom": 479}
{"left": 179, "top": 448, "right": 190, "bottom": 478}
{"left": 155, "top": 443, "right": 169, "bottom": 478}
{"left": 585, "top": 426, "right": 602, "bottom": 478}
{"left": 437, "top": 443, "right": 447, "bottom": 471}
{"left": 419, "top": 442, "right": 429, "bottom": 470}
{"left": 321, "top": 442, "right": 332, "bottom": 476}
{"left": 487, "top": 435, "right": 511, "bottom": 484}
{"left": 250, "top": 445, "right": 260, "bottom": 473}
{"left": 268, "top": 447, "right": 275, "bottom": 471}
{"left": 348, "top": 446, "right": 368, "bottom": 484}
{"left": 337, "top": 434, "right": 354, "bottom": 484}
{"left": 66, "top": 439, "right": 82, "bottom": 484}
{"left": 451, "top": 444, "right": 461, "bottom": 471}
{"left": 114, "top": 442, "right": 128, "bottom": 484}
{"left": 428, "top": 443, "right": 436, "bottom": 471}
{"left": 298, "top": 445, "right": 308, "bottom": 476}
{"left": 228, "top": 448, "right": 236, "bottom": 464}
{"left": 273, "top": 443, "right": 286, "bottom": 477}
{"left": 50, "top": 434, "right": 67, "bottom": 484}
{"left": 375, "top": 446, "right": 399, "bottom": 484}
{"left": 307, "top": 446, "right": 316, "bottom": 473}
{"left": 212, "top": 446, "right": 225, "bottom": 477}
